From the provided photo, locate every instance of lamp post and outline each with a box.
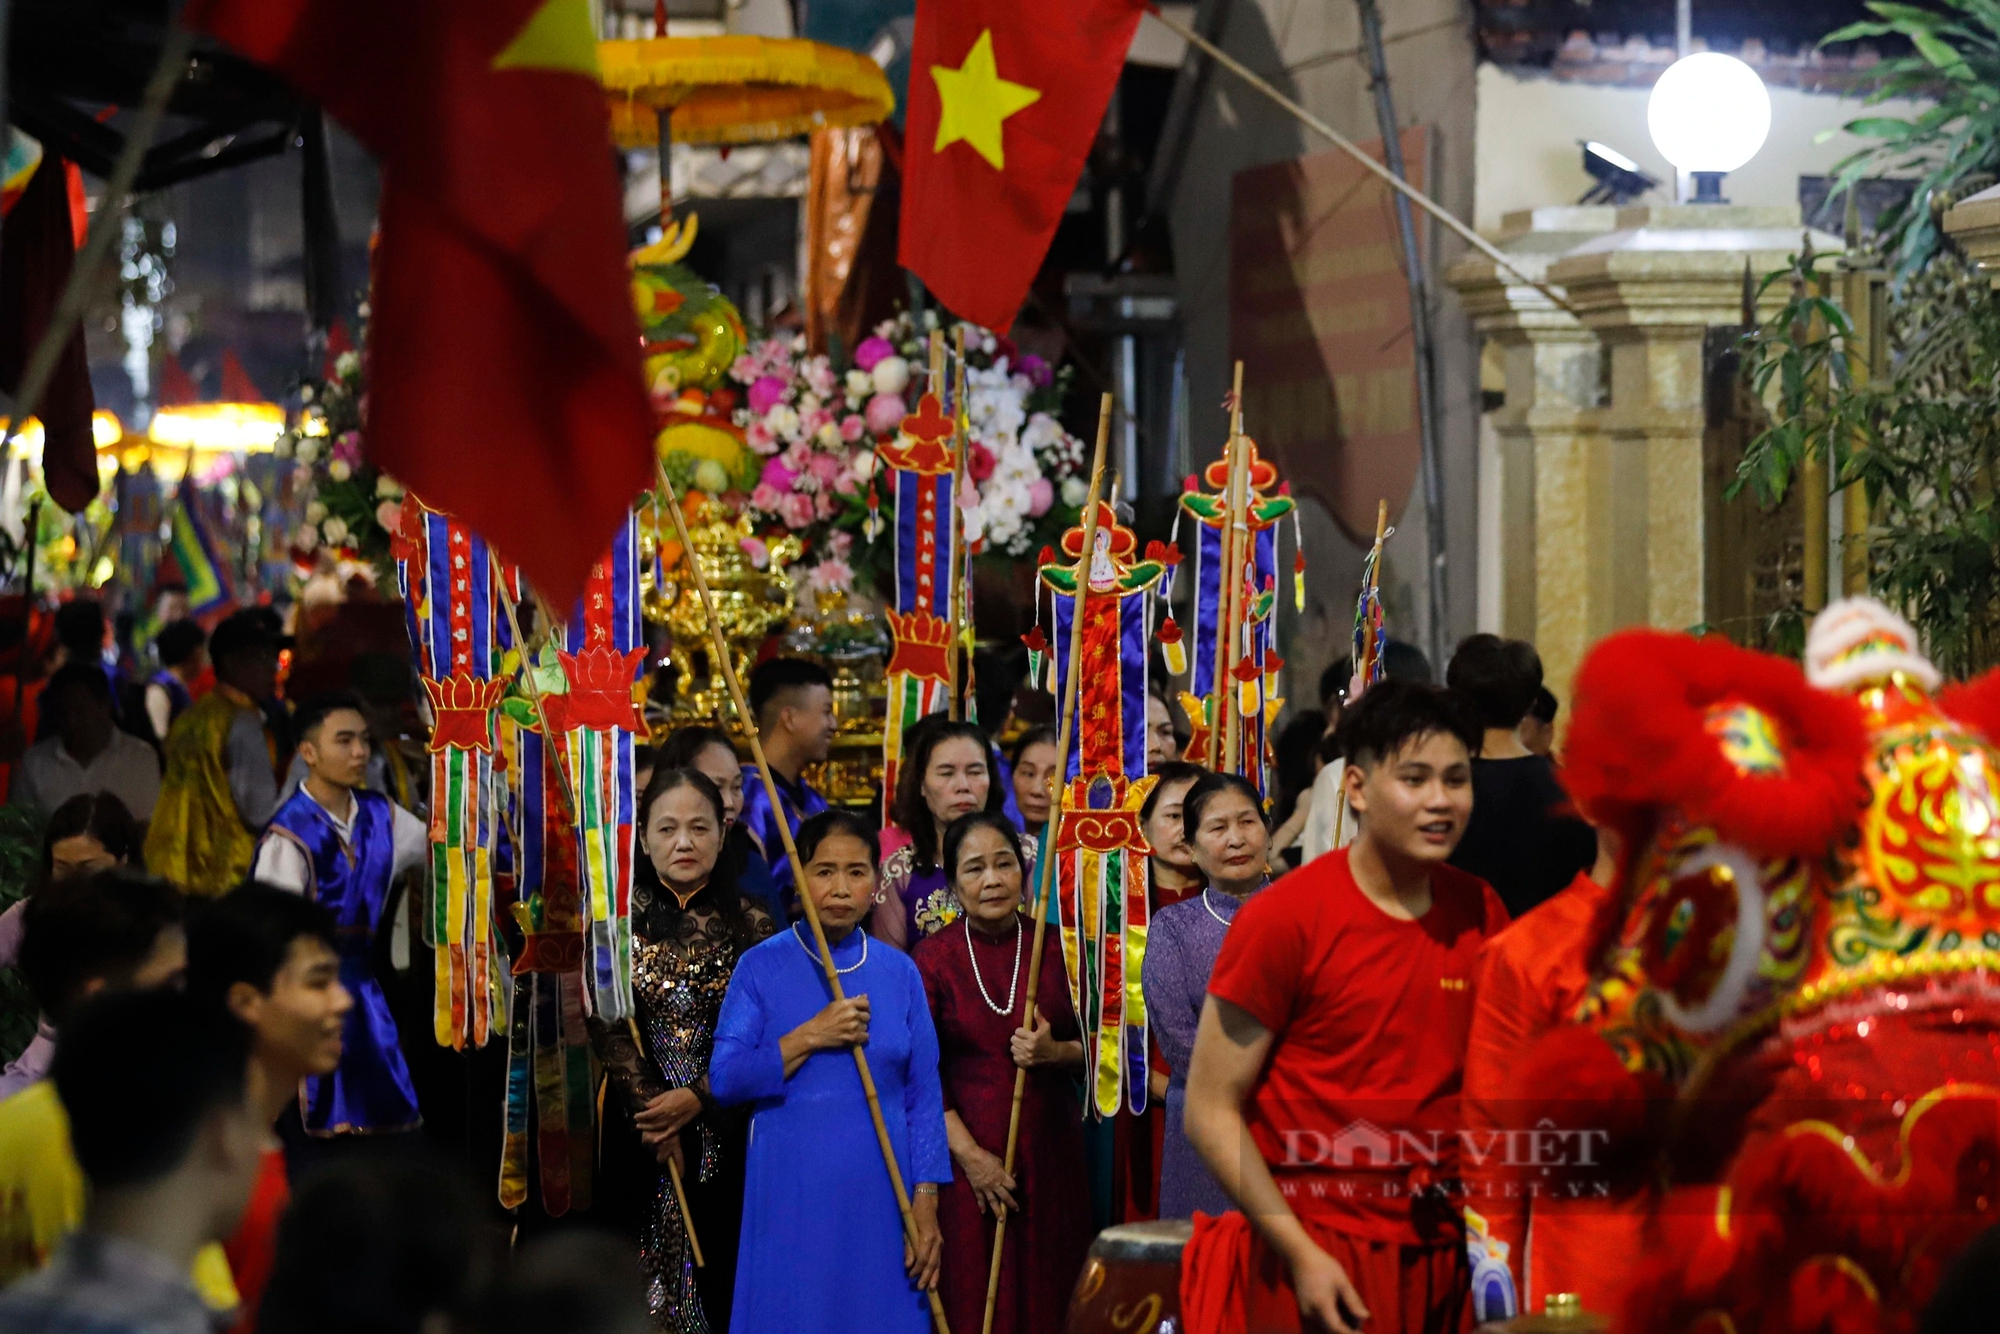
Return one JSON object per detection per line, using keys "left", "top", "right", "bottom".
{"left": 1647, "top": 52, "right": 1771, "bottom": 203}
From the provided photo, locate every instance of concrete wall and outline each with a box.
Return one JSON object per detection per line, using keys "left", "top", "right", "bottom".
{"left": 1473, "top": 63, "right": 1929, "bottom": 232}
{"left": 1168, "top": 0, "right": 1481, "bottom": 702}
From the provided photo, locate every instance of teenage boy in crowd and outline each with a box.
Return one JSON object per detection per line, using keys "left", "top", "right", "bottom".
{"left": 1182, "top": 680, "right": 1509, "bottom": 1334}
{"left": 187, "top": 884, "right": 353, "bottom": 1326}
{"left": 737, "top": 658, "right": 834, "bottom": 907}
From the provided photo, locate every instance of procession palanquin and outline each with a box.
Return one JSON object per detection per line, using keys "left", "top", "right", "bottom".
{"left": 1035, "top": 504, "right": 1169, "bottom": 1117}
{"left": 1515, "top": 598, "right": 2000, "bottom": 1332}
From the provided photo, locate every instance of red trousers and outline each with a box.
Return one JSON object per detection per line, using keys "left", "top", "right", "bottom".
{"left": 1181, "top": 1210, "right": 1471, "bottom": 1334}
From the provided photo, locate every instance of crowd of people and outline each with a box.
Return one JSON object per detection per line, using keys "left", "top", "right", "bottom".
{"left": 0, "top": 592, "right": 1620, "bottom": 1334}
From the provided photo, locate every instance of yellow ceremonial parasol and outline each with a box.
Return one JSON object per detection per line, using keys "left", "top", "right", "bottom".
{"left": 600, "top": 35, "right": 894, "bottom": 153}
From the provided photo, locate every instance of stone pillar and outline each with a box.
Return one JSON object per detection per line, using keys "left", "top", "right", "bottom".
{"left": 1448, "top": 205, "right": 1841, "bottom": 699}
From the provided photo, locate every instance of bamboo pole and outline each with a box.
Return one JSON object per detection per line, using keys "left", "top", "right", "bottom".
{"left": 1141, "top": 3, "right": 1577, "bottom": 316}
{"left": 624, "top": 1016, "right": 705, "bottom": 1266}
{"left": 979, "top": 395, "right": 1113, "bottom": 1334}
{"left": 1216, "top": 362, "right": 1251, "bottom": 776}
{"left": 657, "top": 468, "right": 951, "bottom": 1334}
{"left": 949, "top": 326, "right": 970, "bottom": 721}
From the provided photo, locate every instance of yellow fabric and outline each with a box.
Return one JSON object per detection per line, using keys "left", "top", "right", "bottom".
{"left": 0, "top": 1083, "right": 238, "bottom": 1311}
{"left": 143, "top": 687, "right": 258, "bottom": 896}
{"left": 598, "top": 35, "right": 893, "bottom": 147}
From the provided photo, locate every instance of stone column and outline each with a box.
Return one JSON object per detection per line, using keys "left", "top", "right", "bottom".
{"left": 1446, "top": 207, "right": 1615, "bottom": 700}
{"left": 1448, "top": 205, "right": 1841, "bottom": 699}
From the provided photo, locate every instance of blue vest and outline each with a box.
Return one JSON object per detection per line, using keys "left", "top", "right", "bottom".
{"left": 265, "top": 787, "right": 421, "bottom": 1135}
{"left": 149, "top": 670, "right": 192, "bottom": 724}
{"left": 738, "top": 765, "right": 828, "bottom": 912}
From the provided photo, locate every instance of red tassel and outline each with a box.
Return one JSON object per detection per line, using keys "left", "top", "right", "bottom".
{"left": 1021, "top": 625, "right": 1048, "bottom": 653}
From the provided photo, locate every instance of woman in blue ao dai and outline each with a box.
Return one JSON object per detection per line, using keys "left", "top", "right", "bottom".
{"left": 709, "top": 810, "right": 949, "bottom": 1334}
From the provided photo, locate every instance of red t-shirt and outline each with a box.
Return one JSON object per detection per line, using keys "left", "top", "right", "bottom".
{"left": 1206, "top": 847, "right": 1509, "bottom": 1243}
{"left": 223, "top": 1147, "right": 290, "bottom": 1333}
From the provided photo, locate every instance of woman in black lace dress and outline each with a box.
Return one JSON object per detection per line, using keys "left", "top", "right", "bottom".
{"left": 593, "top": 767, "right": 775, "bottom": 1333}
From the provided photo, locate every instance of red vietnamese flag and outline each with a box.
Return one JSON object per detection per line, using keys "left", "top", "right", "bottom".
{"left": 900, "top": 0, "right": 1144, "bottom": 332}
{"left": 186, "top": 0, "right": 652, "bottom": 609}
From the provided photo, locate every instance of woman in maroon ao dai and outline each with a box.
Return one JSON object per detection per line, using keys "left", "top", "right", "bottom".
{"left": 912, "top": 811, "right": 1092, "bottom": 1334}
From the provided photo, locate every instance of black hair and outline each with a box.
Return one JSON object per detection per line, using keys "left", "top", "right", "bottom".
{"left": 894, "top": 715, "right": 1006, "bottom": 874}
{"left": 259, "top": 1156, "right": 502, "bottom": 1334}
{"left": 747, "top": 657, "right": 832, "bottom": 724}
{"left": 155, "top": 618, "right": 207, "bottom": 669}
{"left": 1334, "top": 677, "right": 1483, "bottom": 770}
{"left": 294, "top": 690, "right": 369, "bottom": 746}
{"left": 1445, "top": 634, "right": 1544, "bottom": 731}
{"left": 53, "top": 988, "right": 251, "bottom": 1192}
{"left": 52, "top": 599, "right": 106, "bottom": 658}
{"left": 1274, "top": 710, "right": 1327, "bottom": 801}
{"left": 44, "top": 661, "right": 111, "bottom": 709}
{"left": 186, "top": 884, "right": 339, "bottom": 1018}
{"left": 973, "top": 642, "right": 1026, "bottom": 740}
{"left": 1320, "top": 640, "right": 1435, "bottom": 710}
{"left": 1317, "top": 658, "right": 1352, "bottom": 710}
{"left": 1008, "top": 724, "right": 1059, "bottom": 768}
{"left": 1315, "top": 729, "right": 1345, "bottom": 766}
{"left": 472, "top": 1232, "right": 648, "bottom": 1334}
{"left": 1140, "top": 761, "right": 1206, "bottom": 824}
{"left": 38, "top": 791, "right": 141, "bottom": 885}
{"left": 1527, "top": 685, "right": 1559, "bottom": 725}
{"left": 633, "top": 768, "right": 762, "bottom": 948}
{"left": 20, "top": 869, "right": 183, "bottom": 1025}
{"left": 942, "top": 810, "right": 1025, "bottom": 885}
{"left": 1180, "top": 772, "right": 1266, "bottom": 844}
{"left": 794, "top": 808, "right": 880, "bottom": 869}
{"left": 656, "top": 725, "right": 736, "bottom": 773}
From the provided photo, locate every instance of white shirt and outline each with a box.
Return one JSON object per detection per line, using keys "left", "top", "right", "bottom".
{"left": 251, "top": 784, "right": 429, "bottom": 894}
{"left": 1299, "top": 758, "right": 1358, "bottom": 864}
{"left": 9, "top": 730, "right": 162, "bottom": 821}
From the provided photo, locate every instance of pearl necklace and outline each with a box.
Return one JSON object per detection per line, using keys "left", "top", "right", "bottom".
{"left": 794, "top": 923, "right": 868, "bottom": 974}
{"left": 1203, "top": 881, "right": 1266, "bottom": 927}
{"left": 966, "top": 918, "right": 1024, "bottom": 1016}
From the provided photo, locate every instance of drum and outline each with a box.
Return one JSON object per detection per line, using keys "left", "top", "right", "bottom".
{"left": 1065, "top": 1219, "right": 1191, "bottom": 1334}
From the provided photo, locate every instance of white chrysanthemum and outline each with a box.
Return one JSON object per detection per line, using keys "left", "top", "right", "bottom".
{"left": 765, "top": 404, "right": 800, "bottom": 439}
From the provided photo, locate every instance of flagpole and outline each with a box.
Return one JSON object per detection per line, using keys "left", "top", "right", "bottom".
{"left": 657, "top": 468, "right": 952, "bottom": 1334}
{"left": 979, "top": 395, "right": 1112, "bottom": 1334}
{"left": 1215, "top": 362, "right": 1249, "bottom": 776}
{"left": 950, "top": 324, "right": 972, "bottom": 722}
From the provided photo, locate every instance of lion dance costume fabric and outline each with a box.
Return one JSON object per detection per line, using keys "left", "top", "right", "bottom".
{"left": 1491, "top": 598, "right": 2000, "bottom": 1332}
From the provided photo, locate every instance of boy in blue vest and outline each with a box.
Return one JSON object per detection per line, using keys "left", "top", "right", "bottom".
{"left": 250, "top": 692, "right": 427, "bottom": 1137}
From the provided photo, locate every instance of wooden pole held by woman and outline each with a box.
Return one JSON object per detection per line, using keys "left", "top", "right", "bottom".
{"left": 1215, "top": 361, "right": 1251, "bottom": 775}
{"left": 979, "top": 394, "right": 1113, "bottom": 1334}
{"left": 657, "top": 469, "right": 953, "bottom": 1334}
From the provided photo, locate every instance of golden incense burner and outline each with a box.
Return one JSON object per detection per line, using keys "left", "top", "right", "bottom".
{"left": 643, "top": 496, "right": 801, "bottom": 723}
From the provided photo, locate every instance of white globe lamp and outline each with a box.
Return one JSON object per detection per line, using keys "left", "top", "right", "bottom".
{"left": 1647, "top": 52, "right": 1772, "bottom": 203}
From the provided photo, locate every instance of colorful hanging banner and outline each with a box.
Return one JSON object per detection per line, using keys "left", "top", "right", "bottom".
{"left": 878, "top": 386, "right": 959, "bottom": 798}
{"left": 539, "top": 511, "right": 645, "bottom": 1026}
{"left": 395, "top": 496, "right": 507, "bottom": 1052}
{"left": 1160, "top": 435, "right": 1298, "bottom": 795}
{"left": 494, "top": 637, "right": 596, "bottom": 1215}
{"left": 1038, "top": 503, "right": 1167, "bottom": 1117}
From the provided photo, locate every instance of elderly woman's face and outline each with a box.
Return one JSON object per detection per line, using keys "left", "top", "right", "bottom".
{"left": 1144, "top": 777, "right": 1199, "bottom": 875}
{"left": 922, "top": 737, "right": 990, "bottom": 827}
{"left": 952, "top": 823, "right": 1024, "bottom": 931}
{"left": 1189, "top": 788, "right": 1269, "bottom": 888}
{"left": 802, "top": 831, "right": 877, "bottom": 934}
{"left": 642, "top": 784, "right": 722, "bottom": 894}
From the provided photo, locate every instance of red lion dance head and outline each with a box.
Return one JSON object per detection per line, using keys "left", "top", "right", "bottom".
{"left": 1532, "top": 599, "right": 2000, "bottom": 1334}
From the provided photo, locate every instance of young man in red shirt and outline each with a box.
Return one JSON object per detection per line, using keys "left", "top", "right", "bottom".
{"left": 187, "top": 884, "right": 353, "bottom": 1331}
{"left": 1182, "top": 679, "right": 1507, "bottom": 1334}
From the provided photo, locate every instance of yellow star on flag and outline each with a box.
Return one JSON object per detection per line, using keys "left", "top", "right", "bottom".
{"left": 931, "top": 29, "right": 1041, "bottom": 171}
{"left": 493, "top": 0, "right": 601, "bottom": 78}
